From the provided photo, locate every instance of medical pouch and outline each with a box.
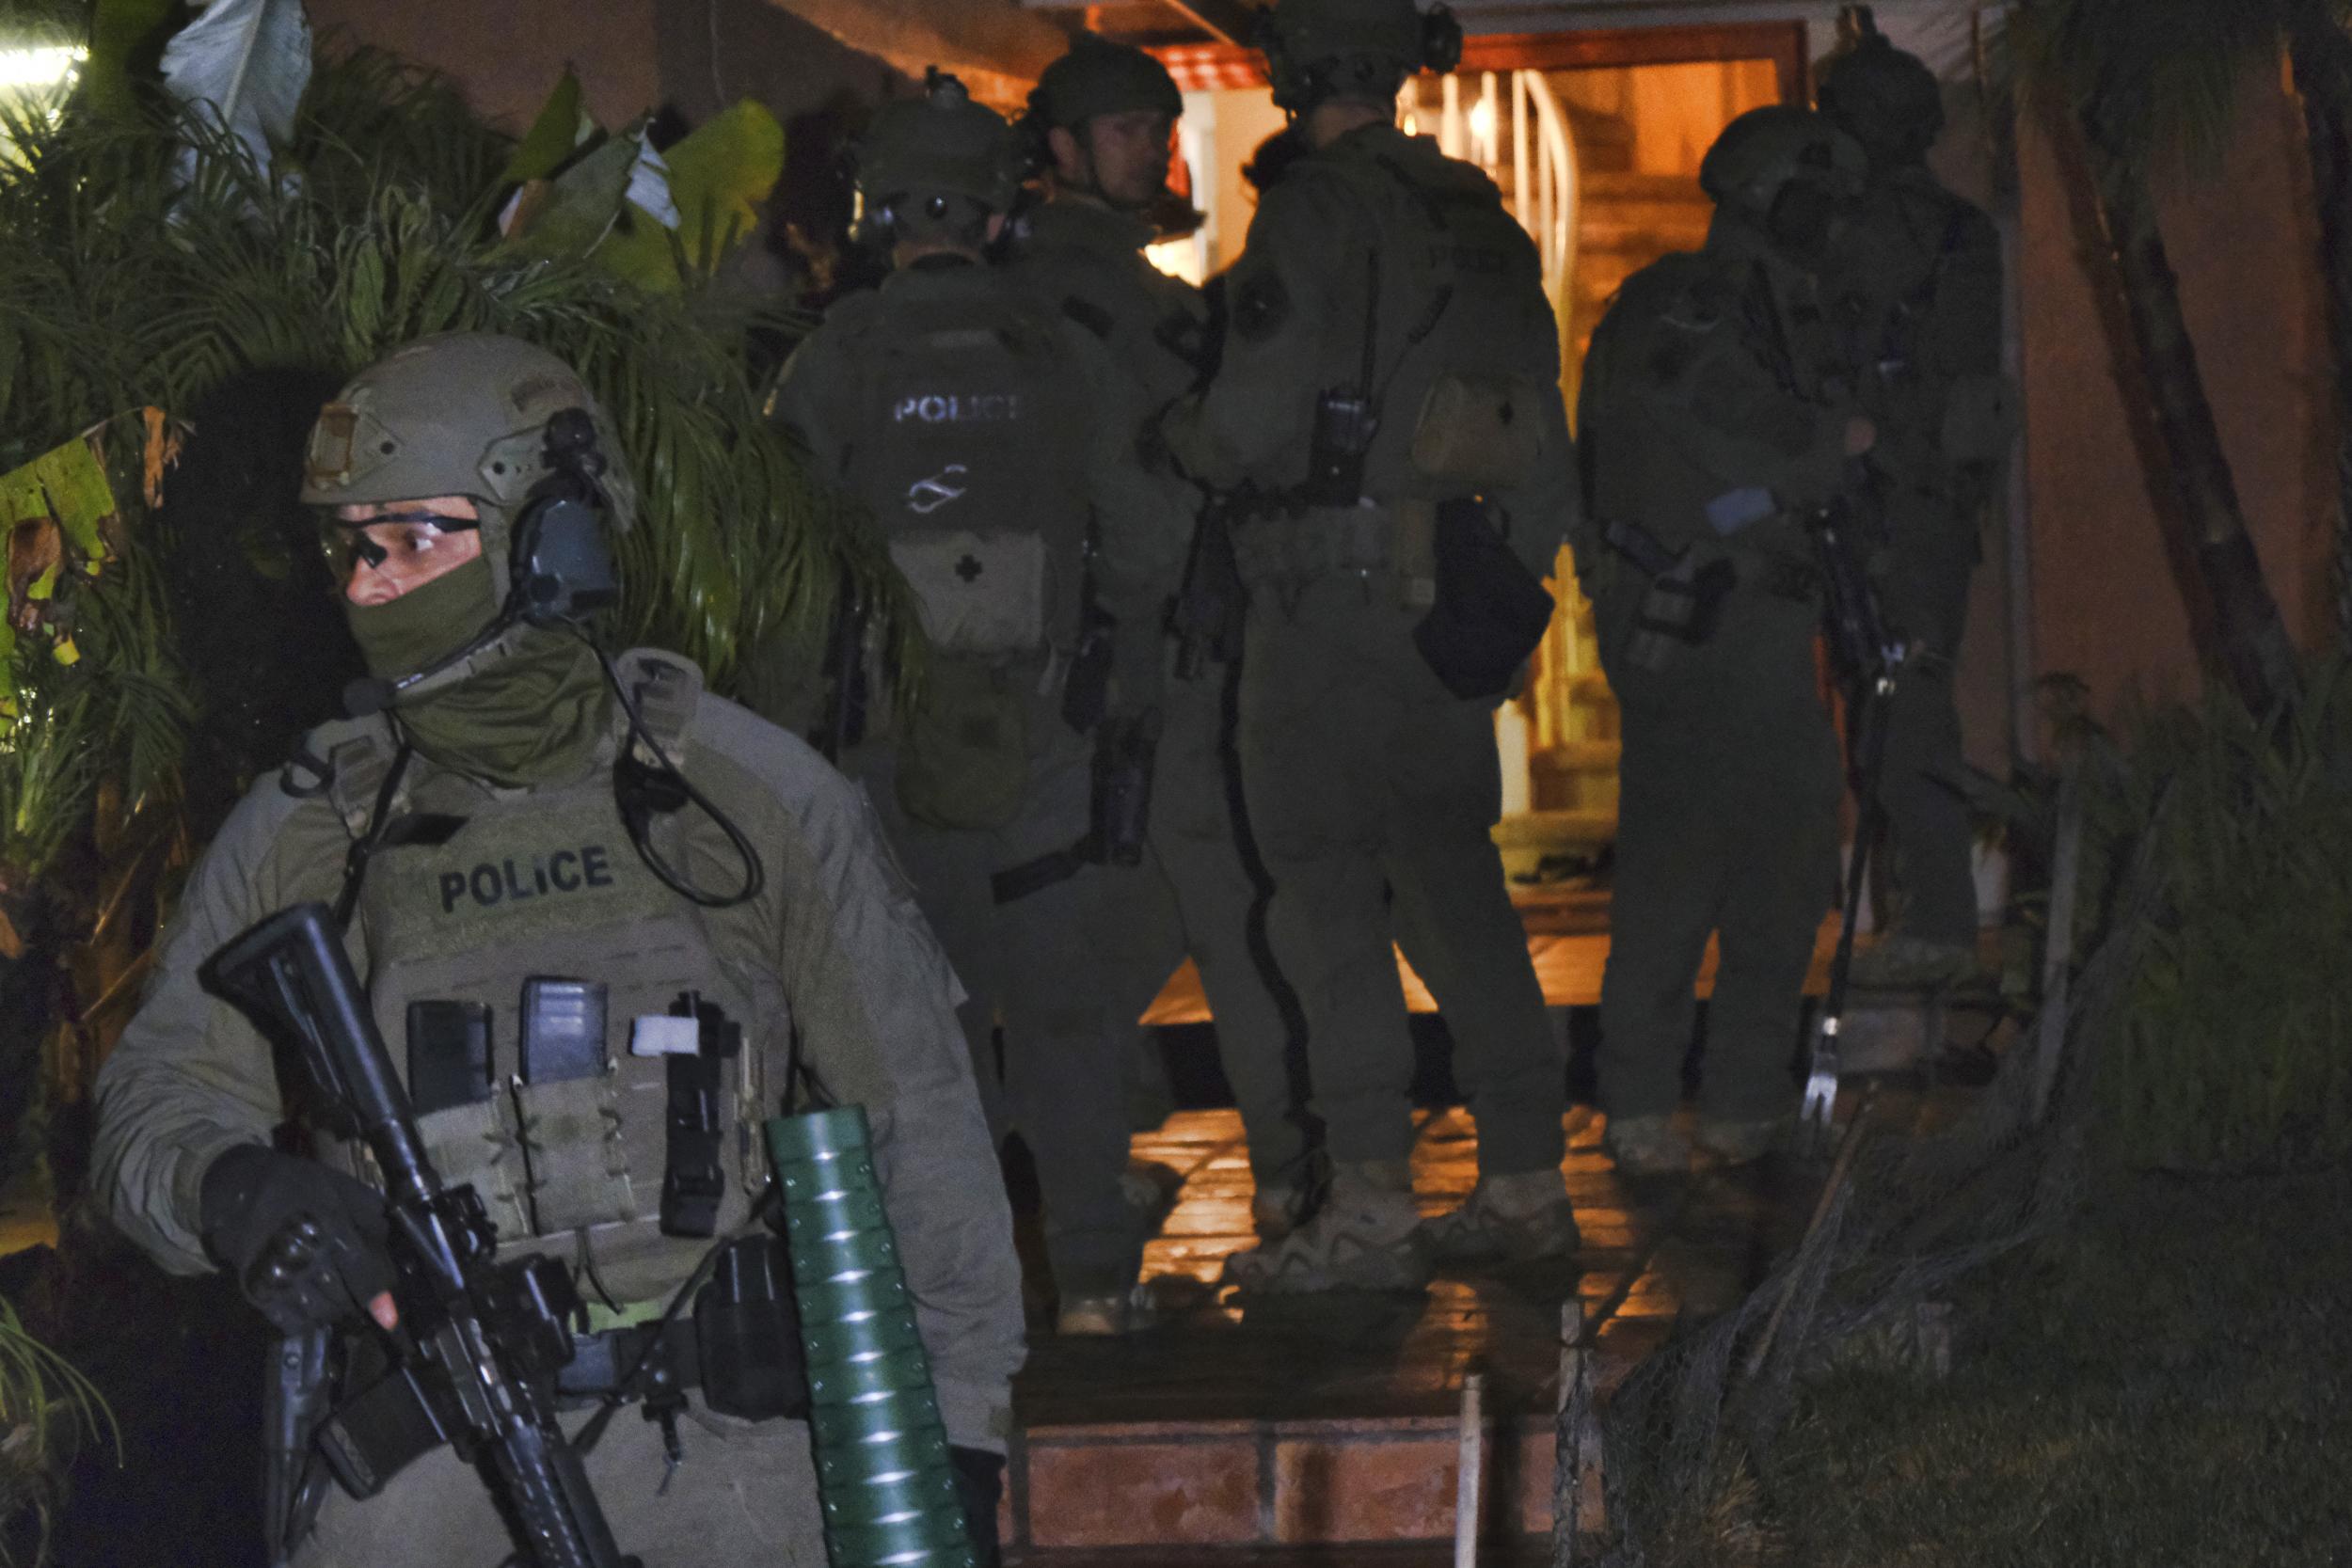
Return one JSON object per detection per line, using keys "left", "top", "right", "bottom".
{"left": 889, "top": 530, "right": 1049, "bottom": 657}
{"left": 1409, "top": 372, "right": 1546, "bottom": 490}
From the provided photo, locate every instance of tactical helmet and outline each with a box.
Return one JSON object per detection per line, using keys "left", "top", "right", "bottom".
{"left": 1699, "top": 104, "right": 1866, "bottom": 224}
{"left": 1257, "top": 0, "right": 1463, "bottom": 115}
{"left": 300, "top": 332, "right": 635, "bottom": 603}
{"left": 855, "top": 70, "right": 1022, "bottom": 238}
{"left": 1819, "top": 33, "right": 1946, "bottom": 153}
{"left": 1030, "top": 35, "right": 1183, "bottom": 130}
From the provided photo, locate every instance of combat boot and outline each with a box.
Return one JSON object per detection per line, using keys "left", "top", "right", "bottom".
{"left": 1425, "top": 1167, "right": 1580, "bottom": 1265}
{"left": 1248, "top": 1155, "right": 1330, "bottom": 1240}
{"left": 1221, "top": 1161, "right": 1430, "bottom": 1293}
{"left": 1601, "top": 1113, "right": 1691, "bottom": 1176}
{"left": 1057, "top": 1284, "right": 1155, "bottom": 1337}
{"left": 1693, "top": 1115, "right": 1787, "bottom": 1167}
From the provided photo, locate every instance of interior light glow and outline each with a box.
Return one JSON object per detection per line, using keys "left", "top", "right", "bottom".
{"left": 0, "top": 45, "right": 85, "bottom": 91}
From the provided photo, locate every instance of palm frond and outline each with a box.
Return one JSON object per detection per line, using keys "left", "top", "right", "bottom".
{"left": 2010, "top": 0, "right": 2293, "bottom": 170}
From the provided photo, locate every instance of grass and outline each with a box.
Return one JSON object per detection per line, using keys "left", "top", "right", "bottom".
{"left": 1758, "top": 1164, "right": 2352, "bottom": 1566}
{"left": 0, "top": 1294, "right": 116, "bottom": 1568}
{"left": 2077, "top": 666, "right": 2352, "bottom": 1173}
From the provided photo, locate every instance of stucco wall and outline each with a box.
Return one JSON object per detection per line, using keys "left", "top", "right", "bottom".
{"left": 2017, "top": 63, "right": 2335, "bottom": 720}
{"left": 304, "top": 0, "right": 661, "bottom": 132}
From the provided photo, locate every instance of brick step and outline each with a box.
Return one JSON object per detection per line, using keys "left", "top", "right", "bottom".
{"left": 1009, "top": 1543, "right": 1560, "bottom": 1567}
{"left": 1003, "top": 1412, "right": 1596, "bottom": 1554}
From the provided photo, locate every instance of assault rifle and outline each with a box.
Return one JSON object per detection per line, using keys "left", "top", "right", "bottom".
{"left": 211, "top": 903, "right": 638, "bottom": 1568}
{"left": 1167, "top": 487, "right": 1248, "bottom": 682}
{"left": 1797, "top": 473, "right": 1908, "bottom": 1153}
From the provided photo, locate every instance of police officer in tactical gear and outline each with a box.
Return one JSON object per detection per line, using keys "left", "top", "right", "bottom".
{"left": 1577, "top": 105, "right": 1871, "bottom": 1174}
{"left": 765, "top": 73, "right": 1194, "bottom": 1335}
{"left": 92, "top": 333, "right": 1025, "bottom": 1565}
{"left": 1010, "top": 37, "right": 1325, "bottom": 1255}
{"left": 1820, "top": 29, "right": 2010, "bottom": 991}
{"left": 1164, "top": 0, "right": 1582, "bottom": 1292}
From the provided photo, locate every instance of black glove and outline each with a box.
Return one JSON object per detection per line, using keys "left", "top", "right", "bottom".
{"left": 199, "top": 1145, "right": 399, "bottom": 1338}
{"left": 948, "top": 1445, "right": 1005, "bottom": 1567}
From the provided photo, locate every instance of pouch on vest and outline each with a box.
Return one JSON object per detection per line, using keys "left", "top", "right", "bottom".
{"left": 890, "top": 531, "right": 1049, "bottom": 657}
{"left": 1409, "top": 372, "right": 1546, "bottom": 490}
{"left": 896, "top": 657, "right": 1028, "bottom": 830}
{"left": 512, "top": 1073, "right": 635, "bottom": 1234}
{"left": 412, "top": 1095, "right": 531, "bottom": 1240}
{"left": 1413, "top": 499, "right": 1556, "bottom": 701}
{"left": 515, "top": 976, "right": 631, "bottom": 1234}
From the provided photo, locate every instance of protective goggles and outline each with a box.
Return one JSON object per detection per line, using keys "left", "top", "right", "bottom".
{"left": 318, "top": 510, "right": 482, "bottom": 581}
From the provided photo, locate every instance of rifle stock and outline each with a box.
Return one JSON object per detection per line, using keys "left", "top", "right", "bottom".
{"left": 210, "top": 903, "right": 636, "bottom": 1568}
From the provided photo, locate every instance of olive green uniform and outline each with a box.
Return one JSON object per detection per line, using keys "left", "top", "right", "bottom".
{"left": 770, "top": 255, "right": 1190, "bottom": 1298}
{"left": 1008, "top": 193, "right": 1316, "bottom": 1197}
{"left": 93, "top": 655, "right": 1025, "bottom": 1565}
{"left": 1164, "top": 124, "right": 1575, "bottom": 1180}
{"left": 1831, "top": 167, "right": 2005, "bottom": 951}
{"left": 1576, "top": 244, "right": 1850, "bottom": 1124}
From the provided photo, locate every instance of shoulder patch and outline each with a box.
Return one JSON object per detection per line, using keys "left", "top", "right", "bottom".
{"left": 1232, "top": 268, "right": 1292, "bottom": 343}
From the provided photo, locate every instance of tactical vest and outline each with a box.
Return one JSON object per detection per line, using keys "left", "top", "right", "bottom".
{"left": 314, "top": 653, "right": 784, "bottom": 1305}
{"left": 838, "top": 263, "right": 1096, "bottom": 662}
{"left": 1830, "top": 174, "right": 2007, "bottom": 515}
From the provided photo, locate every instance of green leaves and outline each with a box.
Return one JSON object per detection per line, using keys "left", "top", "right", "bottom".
{"left": 2074, "top": 657, "right": 2352, "bottom": 1171}
{"left": 501, "top": 67, "right": 589, "bottom": 186}
{"left": 496, "top": 87, "right": 787, "bottom": 293}
{"left": 0, "top": 1296, "right": 119, "bottom": 1481}
{"left": 81, "top": 0, "right": 179, "bottom": 123}
{"left": 594, "top": 102, "right": 787, "bottom": 290}
{"left": 498, "top": 132, "right": 640, "bottom": 267}
{"left": 2010, "top": 0, "right": 2304, "bottom": 171}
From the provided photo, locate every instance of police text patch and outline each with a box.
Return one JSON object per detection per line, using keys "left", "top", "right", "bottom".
{"left": 436, "top": 845, "right": 616, "bottom": 914}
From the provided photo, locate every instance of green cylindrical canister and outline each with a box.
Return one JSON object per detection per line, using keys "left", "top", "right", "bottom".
{"left": 768, "top": 1107, "right": 977, "bottom": 1568}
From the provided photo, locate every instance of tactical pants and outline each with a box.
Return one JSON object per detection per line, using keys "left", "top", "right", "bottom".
{"left": 1877, "top": 531, "right": 1979, "bottom": 948}
{"left": 1237, "top": 571, "right": 1565, "bottom": 1177}
{"left": 298, "top": 1402, "right": 828, "bottom": 1566}
{"left": 1093, "top": 658, "right": 1317, "bottom": 1194}
{"left": 852, "top": 712, "right": 1144, "bottom": 1299}
{"left": 1595, "top": 587, "right": 1841, "bottom": 1123}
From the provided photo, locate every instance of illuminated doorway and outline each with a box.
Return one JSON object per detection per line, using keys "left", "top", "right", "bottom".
{"left": 1155, "top": 25, "right": 1805, "bottom": 876}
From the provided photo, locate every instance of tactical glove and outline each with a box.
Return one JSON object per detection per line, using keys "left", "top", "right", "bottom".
{"left": 949, "top": 1445, "right": 1006, "bottom": 1567}
{"left": 199, "top": 1145, "right": 399, "bottom": 1338}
